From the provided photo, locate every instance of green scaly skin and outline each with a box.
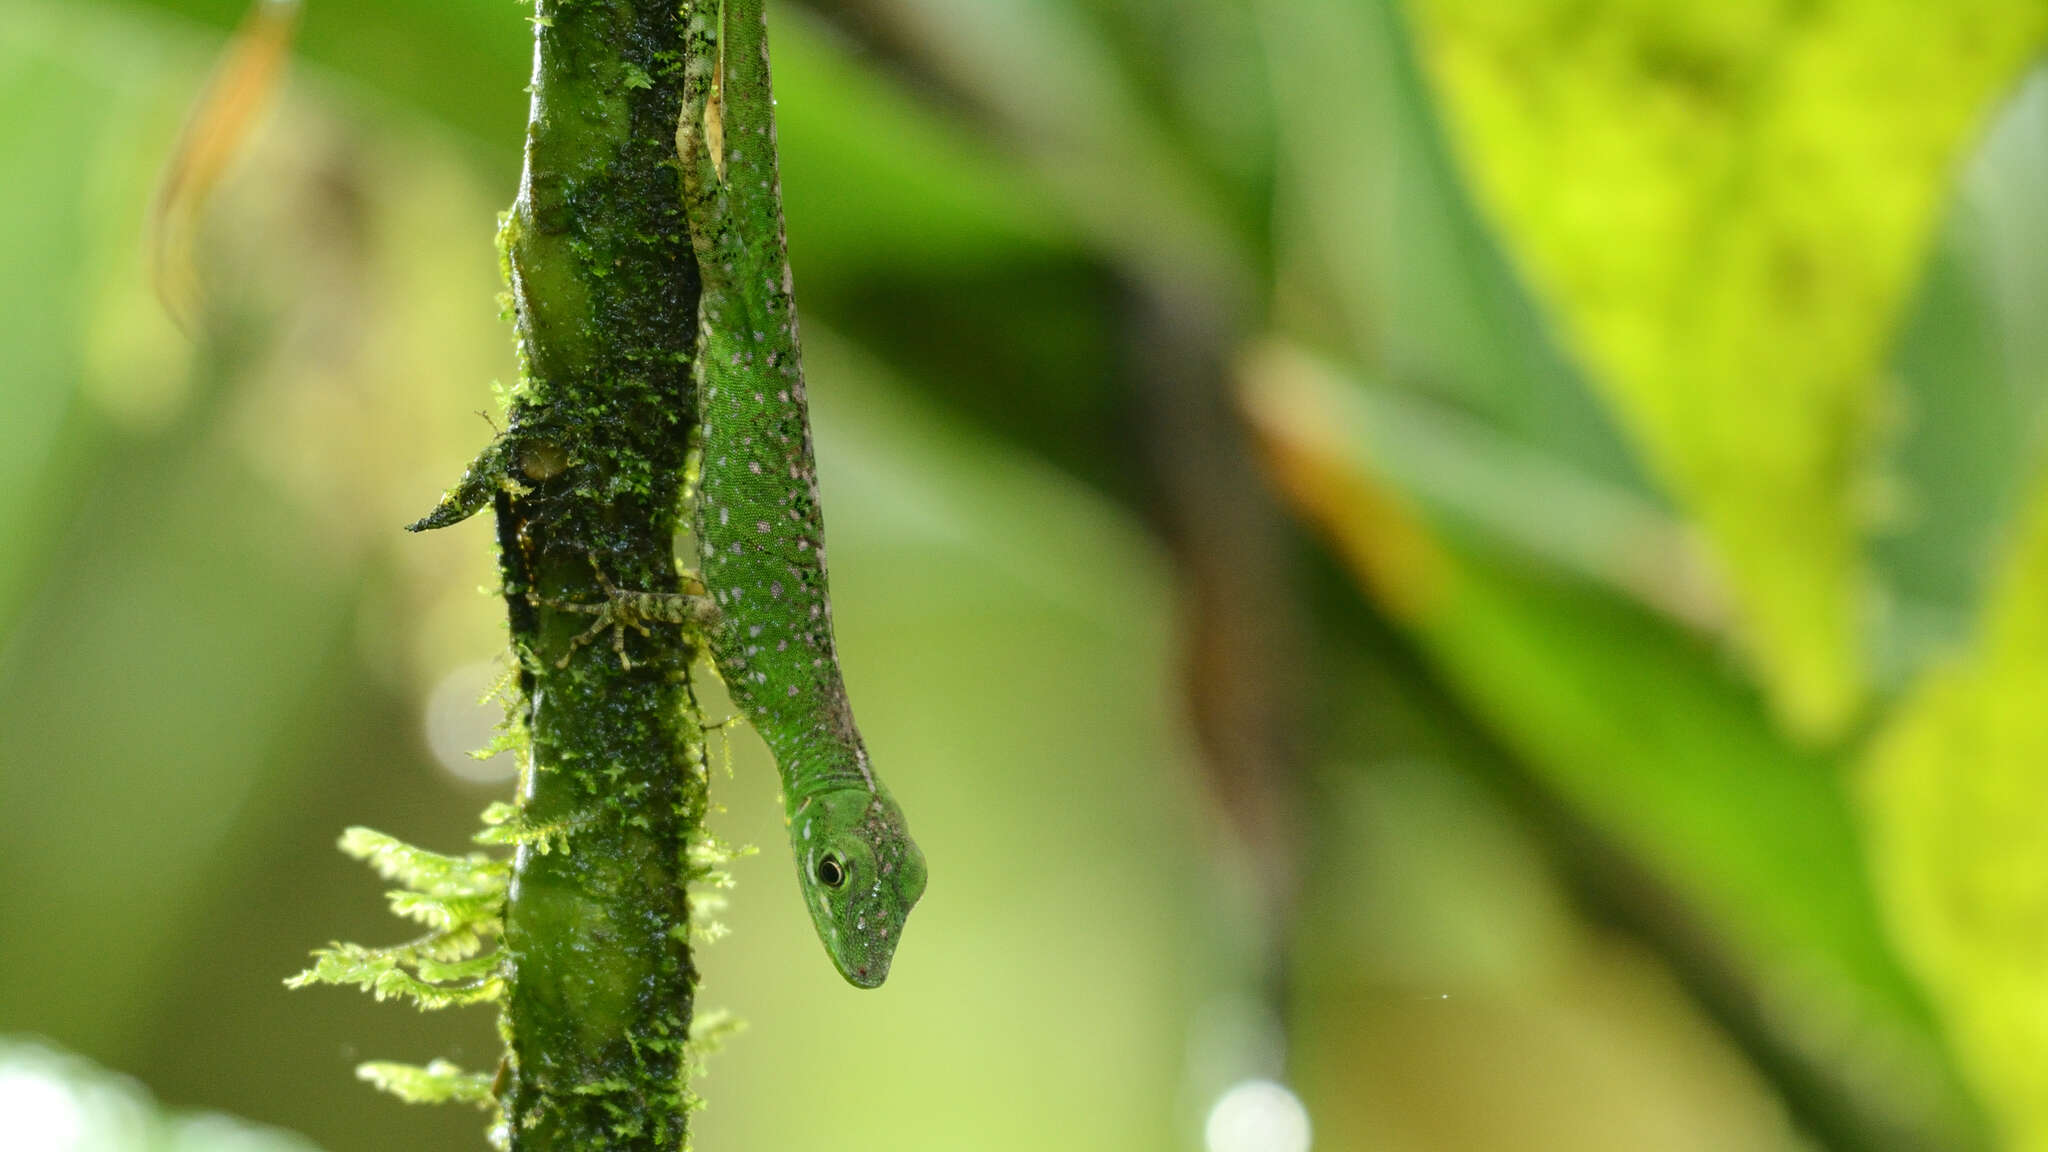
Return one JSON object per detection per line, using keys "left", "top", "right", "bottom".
{"left": 678, "top": 0, "right": 926, "bottom": 988}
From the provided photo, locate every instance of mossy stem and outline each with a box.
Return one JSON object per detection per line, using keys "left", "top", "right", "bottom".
{"left": 487, "top": 1, "right": 705, "bottom": 1146}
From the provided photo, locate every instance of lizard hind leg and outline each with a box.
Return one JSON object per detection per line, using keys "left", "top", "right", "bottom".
{"left": 527, "top": 554, "right": 718, "bottom": 670}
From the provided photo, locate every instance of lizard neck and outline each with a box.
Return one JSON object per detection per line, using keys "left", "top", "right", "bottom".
{"left": 778, "top": 731, "right": 878, "bottom": 816}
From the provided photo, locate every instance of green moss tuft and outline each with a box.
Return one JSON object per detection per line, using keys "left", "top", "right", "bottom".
{"left": 357, "top": 1060, "right": 497, "bottom": 1108}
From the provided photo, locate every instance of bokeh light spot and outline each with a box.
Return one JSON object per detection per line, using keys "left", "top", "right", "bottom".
{"left": 0, "top": 1065, "right": 87, "bottom": 1151}
{"left": 1205, "top": 1079, "right": 1312, "bottom": 1152}
{"left": 424, "top": 661, "right": 518, "bottom": 784}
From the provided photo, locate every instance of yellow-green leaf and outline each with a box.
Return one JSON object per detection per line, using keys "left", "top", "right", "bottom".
{"left": 1403, "top": 0, "right": 2048, "bottom": 737}
{"left": 1246, "top": 339, "right": 1982, "bottom": 1144}
{"left": 1864, "top": 468, "right": 2048, "bottom": 1150}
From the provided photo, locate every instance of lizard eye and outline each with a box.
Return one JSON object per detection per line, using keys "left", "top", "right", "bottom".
{"left": 816, "top": 854, "right": 847, "bottom": 889}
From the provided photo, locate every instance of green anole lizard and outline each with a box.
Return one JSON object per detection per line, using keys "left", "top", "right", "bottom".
{"left": 674, "top": 0, "right": 926, "bottom": 989}
{"left": 412, "top": 0, "right": 926, "bottom": 989}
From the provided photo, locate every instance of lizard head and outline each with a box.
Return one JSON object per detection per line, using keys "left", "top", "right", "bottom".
{"left": 790, "top": 785, "right": 926, "bottom": 988}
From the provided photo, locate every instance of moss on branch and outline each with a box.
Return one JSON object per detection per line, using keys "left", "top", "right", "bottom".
{"left": 298, "top": 1, "right": 714, "bottom": 1148}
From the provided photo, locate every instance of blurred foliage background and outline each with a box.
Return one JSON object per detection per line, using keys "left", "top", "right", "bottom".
{"left": 5, "top": 0, "right": 2048, "bottom": 1149}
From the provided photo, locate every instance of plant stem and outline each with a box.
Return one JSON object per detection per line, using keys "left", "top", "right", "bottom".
{"left": 489, "top": 1, "right": 703, "bottom": 1145}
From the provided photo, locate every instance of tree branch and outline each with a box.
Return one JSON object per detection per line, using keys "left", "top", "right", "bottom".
{"left": 480, "top": 1, "right": 705, "bottom": 1145}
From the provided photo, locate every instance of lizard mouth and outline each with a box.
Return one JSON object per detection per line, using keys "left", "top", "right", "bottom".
{"left": 842, "top": 956, "right": 887, "bottom": 989}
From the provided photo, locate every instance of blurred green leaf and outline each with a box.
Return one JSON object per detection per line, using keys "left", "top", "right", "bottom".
{"left": 1297, "top": 604, "right": 1815, "bottom": 1151}
{"left": 864, "top": 0, "right": 1258, "bottom": 301}
{"left": 1863, "top": 441, "right": 2048, "bottom": 1150}
{"left": 1870, "top": 66, "right": 2048, "bottom": 690}
{"left": 0, "top": 4, "right": 343, "bottom": 1058}
{"left": 122, "top": 0, "right": 528, "bottom": 175}
{"left": 0, "top": 6, "right": 192, "bottom": 633}
{"left": 1247, "top": 342, "right": 1981, "bottom": 1145}
{"left": 1403, "top": 0, "right": 2048, "bottom": 738}
{"left": 772, "top": 6, "right": 1075, "bottom": 279}
{"left": 767, "top": 4, "right": 1134, "bottom": 489}
{"left": 1258, "top": 0, "right": 1657, "bottom": 505}
{"left": 0, "top": 0, "right": 514, "bottom": 1081}
{"left": 0, "top": 412, "right": 358, "bottom": 1054}
{"left": 1242, "top": 341, "right": 1725, "bottom": 630}
{"left": 1295, "top": 763, "right": 1813, "bottom": 1152}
